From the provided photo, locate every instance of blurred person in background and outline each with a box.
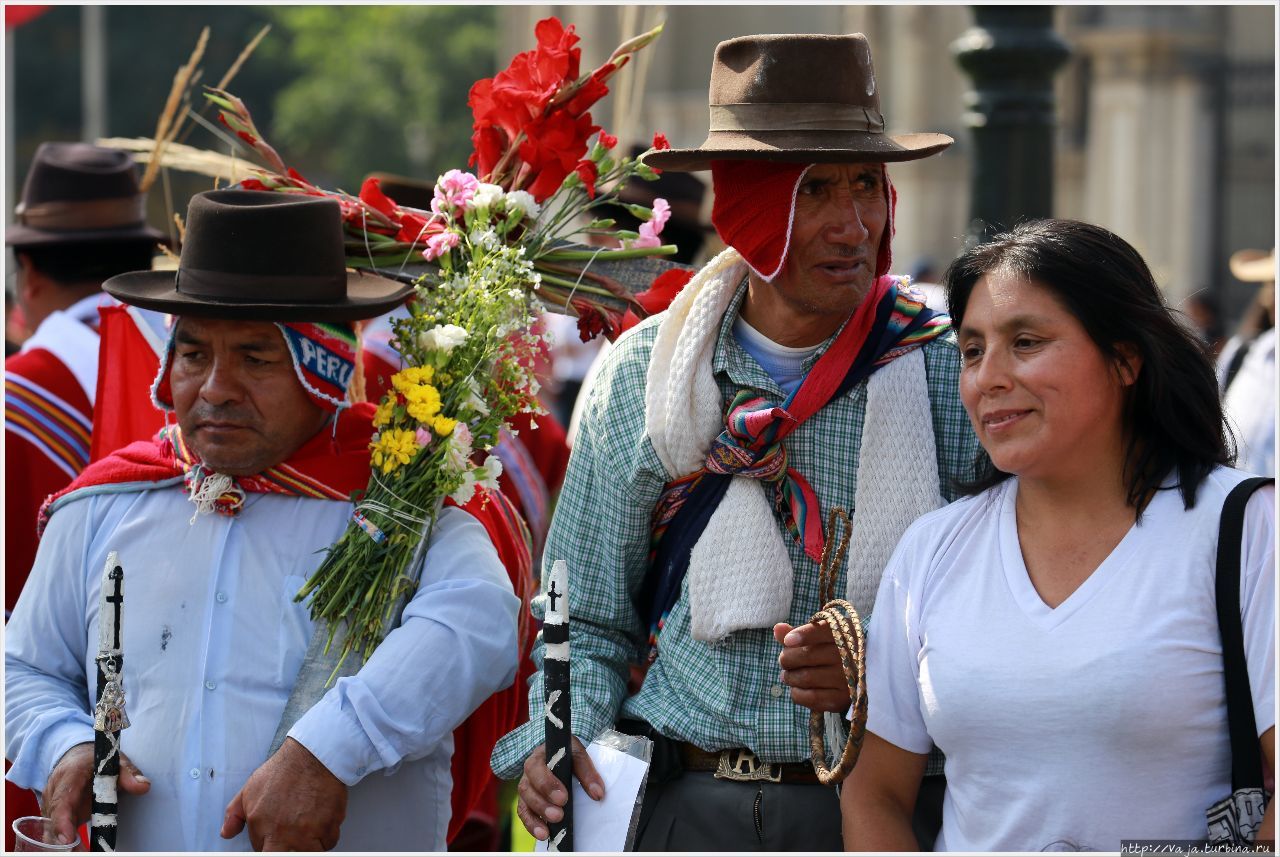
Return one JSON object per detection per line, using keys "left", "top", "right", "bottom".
{"left": 4, "top": 143, "right": 165, "bottom": 610}
{"left": 1219, "top": 248, "right": 1275, "bottom": 476}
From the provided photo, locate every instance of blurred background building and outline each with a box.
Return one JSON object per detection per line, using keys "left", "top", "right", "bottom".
{"left": 5, "top": 4, "right": 1276, "bottom": 323}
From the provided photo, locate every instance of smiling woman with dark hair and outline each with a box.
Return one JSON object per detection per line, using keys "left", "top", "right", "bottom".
{"left": 842, "top": 219, "right": 1275, "bottom": 851}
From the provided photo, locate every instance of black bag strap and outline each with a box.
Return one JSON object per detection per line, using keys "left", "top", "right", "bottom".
{"left": 1215, "top": 476, "right": 1273, "bottom": 792}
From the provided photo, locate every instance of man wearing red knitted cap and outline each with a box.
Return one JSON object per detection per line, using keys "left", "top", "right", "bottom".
{"left": 494, "top": 33, "right": 983, "bottom": 850}
{"left": 5, "top": 190, "right": 522, "bottom": 850}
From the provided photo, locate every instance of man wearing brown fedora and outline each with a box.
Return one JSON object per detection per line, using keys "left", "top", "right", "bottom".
{"left": 4, "top": 142, "right": 167, "bottom": 614}
{"left": 5, "top": 189, "right": 523, "bottom": 850}
{"left": 493, "top": 33, "right": 981, "bottom": 850}
{"left": 1220, "top": 247, "right": 1275, "bottom": 476}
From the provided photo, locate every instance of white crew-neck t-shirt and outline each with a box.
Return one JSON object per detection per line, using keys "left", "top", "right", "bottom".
{"left": 865, "top": 467, "right": 1275, "bottom": 852}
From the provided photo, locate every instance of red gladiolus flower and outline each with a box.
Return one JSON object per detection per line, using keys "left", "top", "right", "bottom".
{"left": 358, "top": 177, "right": 399, "bottom": 219}
{"left": 564, "top": 63, "right": 614, "bottom": 117}
{"left": 598, "top": 130, "right": 618, "bottom": 150}
{"left": 396, "top": 210, "right": 438, "bottom": 245}
{"left": 469, "top": 16, "right": 587, "bottom": 184}
{"left": 517, "top": 110, "right": 600, "bottom": 201}
{"left": 652, "top": 132, "right": 671, "bottom": 151}
{"left": 239, "top": 178, "right": 269, "bottom": 191}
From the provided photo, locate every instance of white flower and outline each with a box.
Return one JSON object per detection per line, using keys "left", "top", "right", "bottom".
{"left": 443, "top": 425, "right": 473, "bottom": 473}
{"left": 417, "top": 323, "right": 469, "bottom": 353}
{"left": 468, "top": 227, "right": 499, "bottom": 250}
{"left": 471, "top": 182, "right": 504, "bottom": 211}
{"left": 505, "top": 190, "right": 540, "bottom": 220}
{"left": 478, "top": 454, "right": 504, "bottom": 491}
{"left": 448, "top": 470, "right": 478, "bottom": 505}
{"left": 465, "top": 378, "right": 491, "bottom": 417}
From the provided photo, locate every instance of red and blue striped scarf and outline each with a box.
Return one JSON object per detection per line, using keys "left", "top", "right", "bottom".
{"left": 641, "top": 276, "right": 949, "bottom": 654}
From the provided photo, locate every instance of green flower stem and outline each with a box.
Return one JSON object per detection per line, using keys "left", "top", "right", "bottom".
{"left": 535, "top": 271, "right": 623, "bottom": 299}
{"left": 538, "top": 244, "right": 677, "bottom": 262}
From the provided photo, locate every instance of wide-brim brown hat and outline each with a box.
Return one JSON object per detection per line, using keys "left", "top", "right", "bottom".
{"left": 7, "top": 142, "right": 167, "bottom": 247}
{"left": 104, "top": 190, "right": 413, "bottom": 322}
{"left": 1229, "top": 248, "right": 1275, "bottom": 284}
{"left": 644, "top": 33, "right": 953, "bottom": 173}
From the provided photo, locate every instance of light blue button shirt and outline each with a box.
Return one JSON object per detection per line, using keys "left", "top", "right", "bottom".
{"left": 5, "top": 487, "right": 519, "bottom": 851}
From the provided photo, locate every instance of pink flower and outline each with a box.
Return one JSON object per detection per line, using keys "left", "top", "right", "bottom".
{"left": 422, "top": 230, "right": 461, "bottom": 261}
{"left": 415, "top": 427, "right": 433, "bottom": 447}
{"left": 432, "top": 169, "right": 480, "bottom": 213}
{"left": 631, "top": 197, "right": 670, "bottom": 248}
{"left": 649, "top": 197, "right": 671, "bottom": 231}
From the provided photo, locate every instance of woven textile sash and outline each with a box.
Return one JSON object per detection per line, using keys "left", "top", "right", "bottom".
{"left": 643, "top": 277, "right": 949, "bottom": 653}
{"left": 37, "top": 404, "right": 377, "bottom": 535}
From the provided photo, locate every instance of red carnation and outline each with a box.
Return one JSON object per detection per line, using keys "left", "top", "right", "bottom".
{"left": 652, "top": 132, "right": 671, "bottom": 151}
{"left": 574, "top": 159, "right": 599, "bottom": 199}
{"left": 598, "top": 130, "right": 618, "bottom": 150}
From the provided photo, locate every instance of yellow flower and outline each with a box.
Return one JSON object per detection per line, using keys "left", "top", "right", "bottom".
{"left": 390, "top": 365, "right": 435, "bottom": 396}
{"left": 404, "top": 384, "right": 442, "bottom": 423}
{"left": 373, "top": 399, "right": 395, "bottom": 428}
{"left": 370, "top": 428, "right": 420, "bottom": 474}
{"left": 432, "top": 415, "right": 458, "bottom": 437}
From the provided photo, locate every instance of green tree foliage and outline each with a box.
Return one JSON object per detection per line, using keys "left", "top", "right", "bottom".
{"left": 266, "top": 5, "right": 496, "bottom": 190}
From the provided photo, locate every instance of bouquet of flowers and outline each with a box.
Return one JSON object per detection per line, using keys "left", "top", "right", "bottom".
{"left": 208, "top": 16, "right": 674, "bottom": 674}
{"left": 207, "top": 17, "right": 675, "bottom": 344}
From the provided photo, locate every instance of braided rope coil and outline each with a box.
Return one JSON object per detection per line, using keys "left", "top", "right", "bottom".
{"left": 808, "top": 507, "right": 868, "bottom": 785}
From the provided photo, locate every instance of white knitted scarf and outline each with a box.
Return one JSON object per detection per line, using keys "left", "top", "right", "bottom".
{"left": 645, "top": 247, "right": 944, "bottom": 641}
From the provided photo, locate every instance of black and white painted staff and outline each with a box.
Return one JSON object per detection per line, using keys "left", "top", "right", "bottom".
{"left": 543, "top": 559, "right": 573, "bottom": 852}
{"left": 91, "top": 552, "right": 129, "bottom": 852}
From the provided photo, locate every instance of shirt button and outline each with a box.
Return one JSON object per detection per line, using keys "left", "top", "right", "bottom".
{"left": 204, "top": 680, "right": 217, "bottom": 691}
{"left": 189, "top": 768, "right": 200, "bottom": 779}
{"left": 215, "top": 592, "right": 227, "bottom": 604}
{"left": 769, "top": 684, "right": 783, "bottom": 698}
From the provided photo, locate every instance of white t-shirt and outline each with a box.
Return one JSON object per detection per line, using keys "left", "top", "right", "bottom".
{"left": 865, "top": 467, "right": 1275, "bottom": 852}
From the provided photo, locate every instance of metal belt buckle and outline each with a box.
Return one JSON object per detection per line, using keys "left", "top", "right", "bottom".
{"left": 713, "top": 748, "right": 782, "bottom": 783}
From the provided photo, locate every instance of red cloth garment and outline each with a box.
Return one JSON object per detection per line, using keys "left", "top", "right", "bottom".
{"left": 92, "top": 305, "right": 169, "bottom": 463}
{"left": 446, "top": 489, "right": 537, "bottom": 844}
{"left": 39, "top": 405, "right": 377, "bottom": 534}
{"left": 710, "top": 160, "right": 897, "bottom": 281}
{"left": 5, "top": 347, "right": 93, "bottom": 613}
{"left": 5, "top": 340, "right": 97, "bottom": 849}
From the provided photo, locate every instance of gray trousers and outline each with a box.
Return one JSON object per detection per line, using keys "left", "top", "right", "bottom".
{"left": 633, "top": 773, "right": 842, "bottom": 851}
{"left": 630, "top": 770, "right": 946, "bottom": 852}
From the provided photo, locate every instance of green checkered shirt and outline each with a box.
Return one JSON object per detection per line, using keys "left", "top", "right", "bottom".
{"left": 491, "top": 283, "right": 984, "bottom": 779}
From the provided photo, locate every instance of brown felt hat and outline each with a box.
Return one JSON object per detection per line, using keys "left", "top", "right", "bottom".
{"left": 104, "top": 190, "right": 413, "bottom": 322}
{"left": 6, "top": 142, "right": 167, "bottom": 248}
{"left": 644, "top": 33, "right": 953, "bottom": 173}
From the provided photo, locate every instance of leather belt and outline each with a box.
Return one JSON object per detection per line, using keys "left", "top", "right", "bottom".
{"left": 678, "top": 743, "right": 820, "bottom": 785}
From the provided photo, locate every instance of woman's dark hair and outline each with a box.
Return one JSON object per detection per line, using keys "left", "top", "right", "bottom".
{"left": 943, "top": 218, "right": 1233, "bottom": 513}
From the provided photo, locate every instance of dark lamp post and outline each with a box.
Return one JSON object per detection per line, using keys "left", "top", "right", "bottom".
{"left": 952, "top": 7, "right": 1071, "bottom": 245}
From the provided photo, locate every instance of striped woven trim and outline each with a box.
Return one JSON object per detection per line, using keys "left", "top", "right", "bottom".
{"left": 4, "top": 373, "right": 92, "bottom": 478}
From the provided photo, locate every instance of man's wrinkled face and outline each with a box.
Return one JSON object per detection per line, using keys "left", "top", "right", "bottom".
{"left": 169, "top": 317, "right": 329, "bottom": 476}
{"left": 772, "top": 162, "right": 888, "bottom": 317}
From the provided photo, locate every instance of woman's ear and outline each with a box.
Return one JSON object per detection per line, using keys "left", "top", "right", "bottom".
{"left": 1114, "top": 342, "right": 1142, "bottom": 386}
